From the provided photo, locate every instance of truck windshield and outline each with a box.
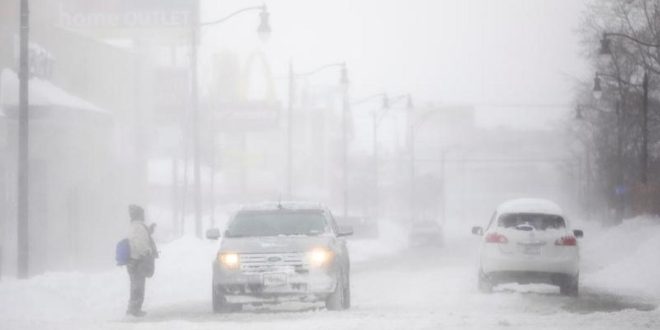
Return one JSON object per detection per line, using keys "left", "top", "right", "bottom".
{"left": 498, "top": 213, "right": 565, "bottom": 230}
{"left": 226, "top": 211, "right": 328, "bottom": 237}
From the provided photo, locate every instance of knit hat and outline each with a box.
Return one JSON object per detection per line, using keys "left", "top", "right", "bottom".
{"left": 128, "top": 204, "right": 145, "bottom": 221}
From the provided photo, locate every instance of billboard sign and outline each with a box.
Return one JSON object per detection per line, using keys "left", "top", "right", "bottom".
{"left": 57, "top": 0, "right": 193, "bottom": 29}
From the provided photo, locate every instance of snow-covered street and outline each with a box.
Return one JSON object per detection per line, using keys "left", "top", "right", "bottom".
{"left": 1, "top": 219, "right": 659, "bottom": 330}
{"left": 4, "top": 1, "right": 660, "bottom": 329}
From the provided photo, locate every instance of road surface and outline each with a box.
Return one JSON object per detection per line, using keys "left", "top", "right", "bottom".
{"left": 1, "top": 231, "right": 658, "bottom": 330}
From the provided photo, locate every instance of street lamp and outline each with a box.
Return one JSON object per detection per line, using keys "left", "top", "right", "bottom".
{"left": 351, "top": 92, "right": 409, "bottom": 219}
{"left": 592, "top": 74, "right": 603, "bottom": 100}
{"left": 190, "top": 4, "right": 270, "bottom": 238}
{"left": 599, "top": 34, "right": 612, "bottom": 57}
{"left": 575, "top": 104, "right": 584, "bottom": 120}
{"left": 599, "top": 32, "right": 658, "bottom": 184}
{"left": 257, "top": 8, "right": 271, "bottom": 42}
{"left": 285, "top": 62, "right": 347, "bottom": 201}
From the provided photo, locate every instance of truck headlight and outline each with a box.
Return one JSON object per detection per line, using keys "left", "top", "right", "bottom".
{"left": 218, "top": 252, "right": 240, "bottom": 269}
{"left": 308, "top": 247, "right": 333, "bottom": 267}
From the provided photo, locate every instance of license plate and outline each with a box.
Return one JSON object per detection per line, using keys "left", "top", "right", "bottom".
{"left": 519, "top": 245, "right": 541, "bottom": 255}
{"left": 263, "top": 273, "right": 287, "bottom": 287}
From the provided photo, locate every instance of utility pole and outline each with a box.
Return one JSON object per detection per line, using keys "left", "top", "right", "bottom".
{"left": 641, "top": 72, "right": 649, "bottom": 184}
{"left": 440, "top": 149, "right": 447, "bottom": 224}
{"left": 287, "top": 62, "right": 345, "bottom": 203}
{"left": 372, "top": 112, "right": 379, "bottom": 219}
{"left": 209, "top": 139, "right": 216, "bottom": 228}
{"left": 187, "top": 4, "right": 269, "bottom": 235}
{"left": 409, "top": 124, "right": 415, "bottom": 223}
{"left": 615, "top": 100, "right": 624, "bottom": 223}
{"left": 286, "top": 60, "right": 294, "bottom": 199}
{"left": 406, "top": 97, "right": 416, "bottom": 223}
{"left": 342, "top": 82, "right": 349, "bottom": 218}
{"left": 190, "top": 0, "right": 202, "bottom": 238}
{"left": 17, "top": 0, "right": 30, "bottom": 279}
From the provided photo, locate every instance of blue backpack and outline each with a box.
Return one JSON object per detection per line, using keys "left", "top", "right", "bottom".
{"left": 115, "top": 239, "right": 131, "bottom": 266}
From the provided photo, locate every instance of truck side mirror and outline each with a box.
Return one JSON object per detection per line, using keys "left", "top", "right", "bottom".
{"left": 573, "top": 229, "right": 584, "bottom": 238}
{"left": 472, "top": 226, "right": 483, "bottom": 236}
{"left": 337, "top": 226, "right": 354, "bottom": 237}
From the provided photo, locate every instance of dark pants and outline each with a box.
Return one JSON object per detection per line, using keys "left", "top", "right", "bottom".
{"left": 127, "top": 260, "right": 146, "bottom": 313}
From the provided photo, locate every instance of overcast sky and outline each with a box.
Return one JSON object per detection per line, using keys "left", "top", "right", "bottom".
{"left": 202, "top": 0, "right": 590, "bottom": 128}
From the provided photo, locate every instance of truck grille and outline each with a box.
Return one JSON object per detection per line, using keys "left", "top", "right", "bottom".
{"left": 239, "top": 253, "right": 308, "bottom": 273}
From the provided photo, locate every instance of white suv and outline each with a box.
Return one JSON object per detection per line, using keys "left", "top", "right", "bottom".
{"left": 472, "top": 199, "right": 583, "bottom": 296}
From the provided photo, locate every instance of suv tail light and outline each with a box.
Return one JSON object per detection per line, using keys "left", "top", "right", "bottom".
{"left": 555, "top": 236, "right": 577, "bottom": 246}
{"left": 484, "top": 232, "right": 508, "bottom": 244}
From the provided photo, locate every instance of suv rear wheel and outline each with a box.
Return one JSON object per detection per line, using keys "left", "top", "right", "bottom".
{"left": 559, "top": 274, "right": 579, "bottom": 296}
{"left": 478, "top": 270, "right": 493, "bottom": 293}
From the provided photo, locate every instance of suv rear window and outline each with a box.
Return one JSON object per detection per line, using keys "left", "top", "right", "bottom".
{"left": 226, "top": 211, "right": 328, "bottom": 237}
{"left": 498, "top": 213, "right": 565, "bottom": 230}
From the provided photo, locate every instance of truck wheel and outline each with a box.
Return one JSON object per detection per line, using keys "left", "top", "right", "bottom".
{"left": 213, "top": 285, "right": 242, "bottom": 313}
{"left": 212, "top": 285, "right": 226, "bottom": 313}
{"left": 342, "top": 273, "right": 351, "bottom": 309}
{"left": 326, "top": 271, "right": 347, "bottom": 311}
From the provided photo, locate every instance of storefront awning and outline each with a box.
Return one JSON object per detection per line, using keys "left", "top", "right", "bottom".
{"left": 0, "top": 68, "right": 110, "bottom": 115}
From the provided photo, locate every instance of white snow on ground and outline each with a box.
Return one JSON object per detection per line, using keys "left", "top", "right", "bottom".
{"left": 0, "top": 217, "right": 659, "bottom": 329}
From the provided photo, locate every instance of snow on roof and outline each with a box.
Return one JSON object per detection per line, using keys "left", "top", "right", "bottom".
{"left": 239, "top": 201, "right": 327, "bottom": 212}
{"left": 0, "top": 69, "right": 109, "bottom": 114}
{"left": 496, "top": 198, "right": 564, "bottom": 216}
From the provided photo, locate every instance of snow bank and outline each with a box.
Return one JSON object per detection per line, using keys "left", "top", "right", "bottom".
{"left": 0, "top": 236, "right": 219, "bottom": 323}
{"left": 581, "top": 216, "right": 660, "bottom": 299}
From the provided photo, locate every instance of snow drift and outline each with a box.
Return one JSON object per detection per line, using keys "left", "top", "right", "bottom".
{"left": 581, "top": 216, "right": 660, "bottom": 300}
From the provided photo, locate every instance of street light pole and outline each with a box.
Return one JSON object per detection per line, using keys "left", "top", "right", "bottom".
{"left": 353, "top": 93, "right": 413, "bottom": 219}
{"left": 372, "top": 111, "right": 379, "bottom": 218}
{"left": 17, "top": 0, "right": 30, "bottom": 279}
{"left": 190, "top": 0, "right": 201, "bottom": 238}
{"left": 285, "top": 62, "right": 347, "bottom": 204}
{"left": 286, "top": 60, "right": 294, "bottom": 199}
{"left": 615, "top": 100, "right": 624, "bottom": 223}
{"left": 405, "top": 96, "right": 415, "bottom": 222}
{"left": 189, "top": 4, "right": 270, "bottom": 237}
{"left": 341, "top": 65, "right": 350, "bottom": 217}
{"left": 409, "top": 121, "right": 415, "bottom": 222}
{"left": 599, "top": 33, "right": 659, "bottom": 185}
{"left": 575, "top": 104, "right": 599, "bottom": 221}
{"left": 593, "top": 75, "right": 625, "bottom": 223}
{"left": 641, "top": 72, "right": 649, "bottom": 184}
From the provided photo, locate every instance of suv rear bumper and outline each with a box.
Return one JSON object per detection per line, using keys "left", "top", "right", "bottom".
{"left": 480, "top": 245, "right": 579, "bottom": 276}
{"left": 482, "top": 270, "right": 576, "bottom": 286}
